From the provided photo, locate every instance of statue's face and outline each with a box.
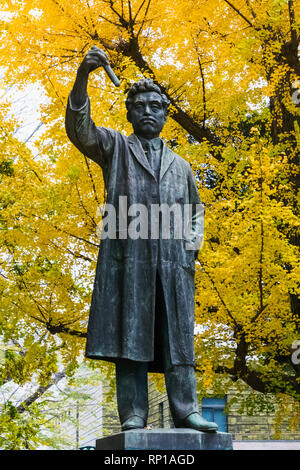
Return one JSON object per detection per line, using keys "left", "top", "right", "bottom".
{"left": 127, "top": 91, "right": 167, "bottom": 139}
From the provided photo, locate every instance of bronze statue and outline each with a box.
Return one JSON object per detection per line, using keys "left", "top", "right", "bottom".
{"left": 65, "top": 46, "right": 218, "bottom": 433}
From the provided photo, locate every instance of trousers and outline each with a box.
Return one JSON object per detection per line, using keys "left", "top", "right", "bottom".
{"left": 116, "top": 273, "right": 199, "bottom": 426}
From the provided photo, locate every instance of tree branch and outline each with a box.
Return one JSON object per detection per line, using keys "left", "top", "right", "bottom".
{"left": 75, "top": 182, "right": 97, "bottom": 229}
{"left": 200, "top": 263, "right": 238, "bottom": 327}
{"left": 27, "top": 213, "right": 100, "bottom": 248}
{"left": 118, "top": 36, "right": 221, "bottom": 146}
{"left": 49, "top": 239, "right": 94, "bottom": 263}
{"left": 16, "top": 370, "right": 66, "bottom": 413}
{"left": 223, "top": 0, "right": 254, "bottom": 28}
{"left": 211, "top": 345, "right": 300, "bottom": 397}
{"left": 93, "top": 2, "right": 222, "bottom": 147}
{"left": 288, "top": 0, "right": 297, "bottom": 44}
{"left": 197, "top": 54, "right": 207, "bottom": 128}
{"left": 45, "top": 322, "right": 87, "bottom": 338}
{"left": 258, "top": 220, "right": 265, "bottom": 315}
{"left": 136, "top": 0, "right": 152, "bottom": 38}
{"left": 84, "top": 156, "right": 101, "bottom": 206}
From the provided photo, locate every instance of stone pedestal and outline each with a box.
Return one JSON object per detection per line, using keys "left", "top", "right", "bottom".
{"left": 96, "top": 429, "right": 233, "bottom": 450}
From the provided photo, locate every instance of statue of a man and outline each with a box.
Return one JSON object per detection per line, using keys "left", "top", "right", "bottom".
{"left": 65, "top": 46, "right": 218, "bottom": 433}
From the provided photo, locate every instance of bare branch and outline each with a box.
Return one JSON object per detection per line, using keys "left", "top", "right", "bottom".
{"left": 16, "top": 370, "right": 66, "bottom": 413}
{"left": 24, "top": 213, "right": 100, "bottom": 248}
{"left": 75, "top": 182, "right": 97, "bottom": 228}
{"left": 49, "top": 239, "right": 94, "bottom": 263}
{"left": 223, "top": 0, "right": 254, "bottom": 28}
{"left": 84, "top": 156, "right": 101, "bottom": 206}
{"left": 200, "top": 263, "right": 238, "bottom": 327}
{"left": 195, "top": 50, "right": 207, "bottom": 128}
{"left": 45, "top": 322, "right": 87, "bottom": 338}
{"left": 136, "top": 0, "right": 152, "bottom": 38}
{"left": 23, "top": 122, "right": 44, "bottom": 144}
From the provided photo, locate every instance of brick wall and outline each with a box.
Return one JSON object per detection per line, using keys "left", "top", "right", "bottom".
{"left": 81, "top": 374, "right": 300, "bottom": 442}
{"left": 226, "top": 386, "right": 300, "bottom": 440}
{"left": 146, "top": 380, "right": 300, "bottom": 441}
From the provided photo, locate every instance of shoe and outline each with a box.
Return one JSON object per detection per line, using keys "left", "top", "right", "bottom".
{"left": 179, "top": 412, "right": 218, "bottom": 433}
{"left": 121, "top": 415, "right": 145, "bottom": 431}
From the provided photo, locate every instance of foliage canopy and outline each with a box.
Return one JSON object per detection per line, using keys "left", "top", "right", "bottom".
{"left": 0, "top": 0, "right": 299, "bottom": 447}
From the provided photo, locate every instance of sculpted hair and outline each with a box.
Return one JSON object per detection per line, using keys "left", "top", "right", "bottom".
{"left": 125, "top": 78, "right": 170, "bottom": 113}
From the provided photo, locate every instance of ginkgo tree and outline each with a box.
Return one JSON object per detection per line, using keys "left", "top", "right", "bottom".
{"left": 0, "top": 0, "right": 299, "bottom": 446}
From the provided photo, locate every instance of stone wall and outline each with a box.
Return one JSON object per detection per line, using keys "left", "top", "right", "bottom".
{"left": 99, "top": 377, "right": 300, "bottom": 441}
{"left": 146, "top": 381, "right": 300, "bottom": 441}
{"left": 226, "top": 386, "right": 300, "bottom": 441}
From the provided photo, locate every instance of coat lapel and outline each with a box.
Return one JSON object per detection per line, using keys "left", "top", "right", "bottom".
{"left": 128, "top": 134, "right": 155, "bottom": 178}
{"left": 128, "top": 134, "right": 175, "bottom": 182}
{"left": 160, "top": 142, "right": 175, "bottom": 182}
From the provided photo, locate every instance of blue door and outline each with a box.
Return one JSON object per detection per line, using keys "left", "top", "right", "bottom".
{"left": 201, "top": 397, "right": 227, "bottom": 432}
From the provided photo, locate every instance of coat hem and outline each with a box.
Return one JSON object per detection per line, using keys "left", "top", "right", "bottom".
{"left": 85, "top": 352, "right": 196, "bottom": 373}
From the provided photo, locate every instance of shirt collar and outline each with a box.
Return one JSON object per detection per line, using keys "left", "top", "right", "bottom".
{"left": 136, "top": 135, "right": 162, "bottom": 151}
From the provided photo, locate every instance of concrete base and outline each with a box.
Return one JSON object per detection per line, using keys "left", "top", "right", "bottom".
{"left": 233, "top": 440, "right": 300, "bottom": 450}
{"left": 96, "top": 429, "right": 233, "bottom": 450}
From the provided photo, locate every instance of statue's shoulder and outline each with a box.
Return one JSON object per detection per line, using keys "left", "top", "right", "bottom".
{"left": 95, "top": 127, "right": 130, "bottom": 145}
{"left": 95, "top": 126, "right": 122, "bottom": 137}
{"left": 167, "top": 146, "right": 192, "bottom": 173}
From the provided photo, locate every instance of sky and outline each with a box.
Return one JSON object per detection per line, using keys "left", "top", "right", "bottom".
{"left": 0, "top": 70, "right": 47, "bottom": 153}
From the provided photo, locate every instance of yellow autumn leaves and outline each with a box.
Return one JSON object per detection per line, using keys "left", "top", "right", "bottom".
{"left": 0, "top": 0, "right": 299, "bottom": 405}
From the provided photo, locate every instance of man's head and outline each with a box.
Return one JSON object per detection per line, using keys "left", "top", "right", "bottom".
{"left": 126, "top": 79, "right": 170, "bottom": 139}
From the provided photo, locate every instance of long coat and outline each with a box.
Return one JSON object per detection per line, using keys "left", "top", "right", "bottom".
{"left": 65, "top": 96, "right": 204, "bottom": 372}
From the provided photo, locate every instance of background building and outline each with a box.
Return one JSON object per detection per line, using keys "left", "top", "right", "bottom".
{"left": 41, "top": 365, "right": 300, "bottom": 449}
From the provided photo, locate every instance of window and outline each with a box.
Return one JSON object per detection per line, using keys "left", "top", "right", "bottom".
{"left": 201, "top": 397, "right": 227, "bottom": 432}
{"left": 159, "top": 402, "right": 164, "bottom": 428}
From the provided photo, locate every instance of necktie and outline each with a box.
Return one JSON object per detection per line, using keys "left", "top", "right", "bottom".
{"left": 144, "top": 142, "right": 152, "bottom": 168}
{"left": 143, "top": 141, "right": 160, "bottom": 180}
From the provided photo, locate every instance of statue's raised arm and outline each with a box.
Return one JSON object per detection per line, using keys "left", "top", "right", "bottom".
{"left": 70, "top": 46, "right": 110, "bottom": 109}
{"left": 65, "top": 46, "right": 117, "bottom": 171}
